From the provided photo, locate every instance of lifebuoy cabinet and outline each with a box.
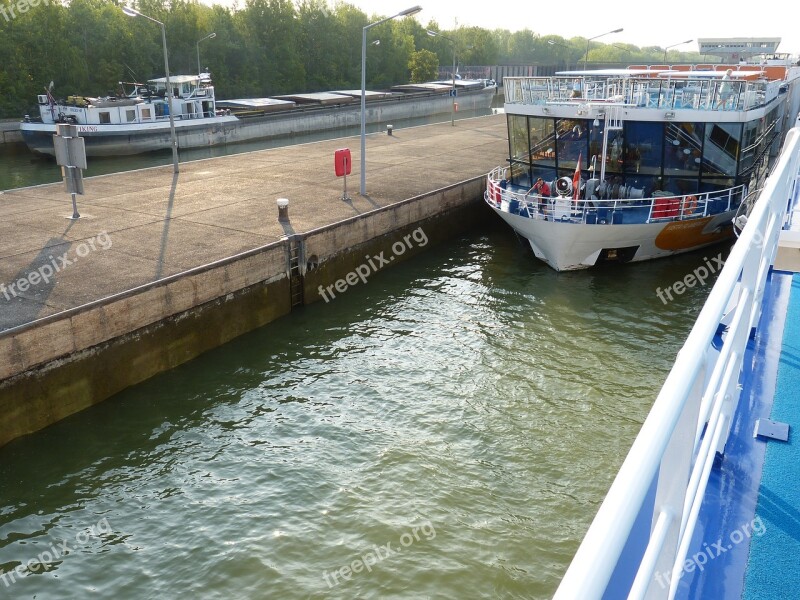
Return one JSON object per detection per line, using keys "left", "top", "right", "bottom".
{"left": 335, "top": 148, "right": 352, "bottom": 177}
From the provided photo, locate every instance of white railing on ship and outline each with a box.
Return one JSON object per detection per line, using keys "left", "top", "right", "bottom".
{"left": 553, "top": 125, "right": 800, "bottom": 600}
{"left": 485, "top": 169, "right": 743, "bottom": 224}
{"left": 503, "top": 76, "right": 765, "bottom": 111}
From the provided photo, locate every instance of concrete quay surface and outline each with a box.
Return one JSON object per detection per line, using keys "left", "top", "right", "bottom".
{"left": 0, "top": 113, "right": 507, "bottom": 332}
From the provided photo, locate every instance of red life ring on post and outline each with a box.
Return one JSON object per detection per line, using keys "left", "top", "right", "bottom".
{"left": 682, "top": 195, "right": 698, "bottom": 216}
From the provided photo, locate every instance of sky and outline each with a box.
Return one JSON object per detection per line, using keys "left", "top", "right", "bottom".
{"left": 207, "top": 0, "right": 800, "bottom": 57}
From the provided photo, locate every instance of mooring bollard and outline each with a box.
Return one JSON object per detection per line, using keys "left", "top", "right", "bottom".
{"left": 277, "top": 198, "right": 289, "bottom": 221}
{"left": 387, "top": 124, "right": 393, "bottom": 136}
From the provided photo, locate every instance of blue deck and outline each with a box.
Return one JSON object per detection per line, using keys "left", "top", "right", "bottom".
{"left": 672, "top": 269, "right": 800, "bottom": 600}
{"left": 742, "top": 273, "right": 800, "bottom": 599}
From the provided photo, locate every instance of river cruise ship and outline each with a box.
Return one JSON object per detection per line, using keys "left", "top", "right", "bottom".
{"left": 485, "top": 55, "right": 800, "bottom": 270}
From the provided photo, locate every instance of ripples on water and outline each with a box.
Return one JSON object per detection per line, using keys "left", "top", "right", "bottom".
{"left": 0, "top": 226, "right": 728, "bottom": 598}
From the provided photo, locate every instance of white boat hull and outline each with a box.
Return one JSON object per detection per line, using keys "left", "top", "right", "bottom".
{"left": 20, "top": 87, "right": 496, "bottom": 157}
{"left": 488, "top": 202, "right": 735, "bottom": 271}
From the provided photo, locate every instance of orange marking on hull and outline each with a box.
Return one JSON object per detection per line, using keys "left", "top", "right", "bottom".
{"left": 654, "top": 217, "right": 732, "bottom": 251}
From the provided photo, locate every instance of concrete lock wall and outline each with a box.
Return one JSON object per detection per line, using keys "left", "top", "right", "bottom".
{"left": 0, "top": 121, "right": 22, "bottom": 144}
{"left": 0, "top": 176, "right": 487, "bottom": 448}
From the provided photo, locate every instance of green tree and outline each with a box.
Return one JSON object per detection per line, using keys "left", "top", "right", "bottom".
{"left": 409, "top": 49, "right": 438, "bottom": 83}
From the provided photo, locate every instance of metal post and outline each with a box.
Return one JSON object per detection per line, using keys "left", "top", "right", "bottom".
{"left": 121, "top": 7, "right": 179, "bottom": 173}
{"left": 359, "top": 6, "right": 422, "bottom": 197}
{"left": 451, "top": 48, "right": 456, "bottom": 126}
{"left": 161, "top": 23, "right": 179, "bottom": 174}
{"left": 583, "top": 28, "right": 624, "bottom": 70}
{"left": 197, "top": 32, "right": 216, "bottom": 76}
{"left": 360, "top": 26, "right": 367, "bottom": 196}
{"left": 71, "top": 192, "right": 80, "bottom": 220}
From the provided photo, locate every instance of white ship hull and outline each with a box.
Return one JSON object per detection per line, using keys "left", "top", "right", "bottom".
{"left": 21, "top": 87, "right": 496, "bottom": 157}
{"left": 488, "top": 199, "right": 734, "bottom": 271}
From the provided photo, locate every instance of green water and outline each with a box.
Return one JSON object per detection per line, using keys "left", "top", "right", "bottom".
{"left": 0, "top": 223, "right": 728, "bottom": 598}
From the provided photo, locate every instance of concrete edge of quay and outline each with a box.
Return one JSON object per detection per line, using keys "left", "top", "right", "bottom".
{"left": 0, "top": 175, "right": 488, "bottom": 448}
{"left": 0, "top": 121, "right": 22, "bottom": 145}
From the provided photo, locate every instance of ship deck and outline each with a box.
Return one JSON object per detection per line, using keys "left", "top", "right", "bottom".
{"left": 742, "top": 271, "right": 800, "bottom": 598}
{"left": 673, "top": 268, "right": 800, "bottom": 599}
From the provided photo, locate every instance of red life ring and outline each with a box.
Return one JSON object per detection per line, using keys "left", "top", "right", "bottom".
{"left": 682, "top": 195, "right": 698, "bottom": 216}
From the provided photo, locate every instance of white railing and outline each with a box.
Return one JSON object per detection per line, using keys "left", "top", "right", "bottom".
{"left": 552, "top": 125, "right": 800, "bottom": 600}
{"left": 485, "top": 168, "right": 743, "bottom": 225}
{"left": 504, "top": 76, "right": 766, "bottom": 112}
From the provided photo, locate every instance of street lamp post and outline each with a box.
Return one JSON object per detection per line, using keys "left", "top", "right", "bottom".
{"left": 360, "top": 5, "right": 422, "bottom": 197}
{"left": 663, "top": 39, "right": 693, "bottom": 64}
{"left": 426, "top": 30, "right": 456, "bottom": 127}
{"left": 197, "top": 32, "right": 216, "bottom": 75}
{"left": 123, "top": 6, "right": 179, "bottom": 174}
{"left": 583, "top": 27, "right": 624, "bottom": 70}
{"left": 548, "top": 39, "right": 571, "bottom": 71}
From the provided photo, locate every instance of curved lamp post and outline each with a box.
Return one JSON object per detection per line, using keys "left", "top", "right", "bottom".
{"left": 197, "top": 32, "right": 216, "bottom": 75}
{"left": 583, "top": 27, "right": 623, "bottom": 70}
{"left": 360, "top": 5, "right": 422, "bottom": 196}
{"left": 663, "top": 39, "right": 693, "bottom": 64}
{"left": 548, "top": 39, "right": 572, "bottom": 71}
{"left": 426, "top": 30, "right": 456, "bottom": 127}
{"left": 123, "top": 6, "right": 179, "bottom": 173}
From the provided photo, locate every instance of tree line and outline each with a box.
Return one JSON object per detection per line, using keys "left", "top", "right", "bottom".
{"left": 0, "top": 0, "right": 705, "bottom": 118}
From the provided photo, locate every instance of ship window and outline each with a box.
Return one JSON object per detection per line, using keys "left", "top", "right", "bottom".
{"left": 508, "top": 161, "right": 532, "bottom": 188}
{"left": 605, "top": 130, "right": 625, "bottom": 174}
{"left": 664, "top": 122, "right": 703, "bottom": 175}
{"left": 126, "top": 109, "right": 136, "bottom": 122}
{"left": 528, "top": 116, "right": 555, "bottom": 164}
{"left": 555, "top": 119, "right": 587, "bottom": 171}
{"left": 703, "top": 123, "right": 741, "bottom": 177}
{"left": 624, "top": 122, "right": 663, "bottom": 176}
{"left": 508, "top": 115, "right": 530, "bottom": 165}
{"left": 99, "top": 111, "right": 111, "bottom": 124}
{"left": 141, "top": 108, "right": 151, "bottom": 120}
{"left": 661, "top": 175, "right": 700, "bottom": 198}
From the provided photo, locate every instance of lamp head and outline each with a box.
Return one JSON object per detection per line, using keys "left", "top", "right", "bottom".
{"left": 398, "top": 5, "right": 422, "bottom": 17}
{"left": 122, "top": 6, "right": 139, "bottom": 17}
{"left": 611, "top": 28, "right": 623, "bottom": 33}
{"left": 426, "top": 29, "right": 437, "bottom": 37}
{"left": 209, "top": 33, "right": 217, "bottom": 39}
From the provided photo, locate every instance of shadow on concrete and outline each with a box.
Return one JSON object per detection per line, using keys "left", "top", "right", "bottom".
{"left": 154, "top": 172, "right": 178, "bottom": 281}
{"left": 280, "top": 219, "right": 295, "bottom": 237}
{"left": 340, "top": 196, "right": 360, "bottom": 214}
{"left": 0, "top": 238, "right": 73, "bottom": 331}
{"left": 359, "top": 193, "right": 380, "bottom": 209}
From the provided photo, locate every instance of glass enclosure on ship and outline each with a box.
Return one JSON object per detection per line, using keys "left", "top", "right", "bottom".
{"left": 504, "top": 109, "right": 781, "bottom": 200}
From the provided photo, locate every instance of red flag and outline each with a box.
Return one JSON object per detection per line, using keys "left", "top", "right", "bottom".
{"left": 572, "top": 153, "right": 582, "bottom": 201}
